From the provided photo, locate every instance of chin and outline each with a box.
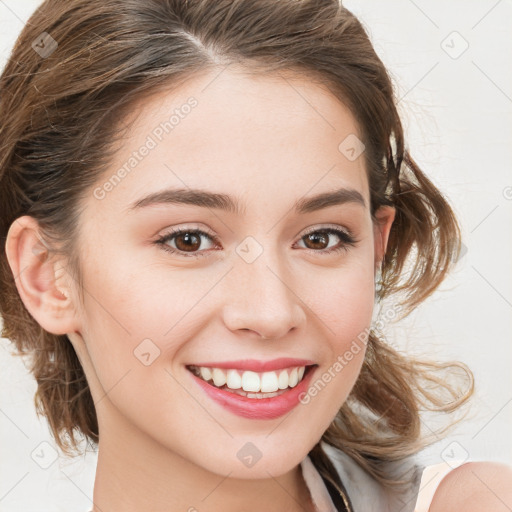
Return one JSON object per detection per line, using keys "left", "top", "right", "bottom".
{"left": 179, "top": 437, "right": 309, "bottom": 480}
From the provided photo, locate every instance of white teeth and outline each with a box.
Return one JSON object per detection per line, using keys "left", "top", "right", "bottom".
{"left": 260, "top": 371, "right": 279, "bottom": 392}
{"left": 277, "top": 369, "right": 289, "bottom": 389}
{"left": 212, "top": 368, "right": 226, "bottom": 387}
{"left": 200, "top": 367, "right": 212, "bottom": 381}
{"left": 288, "top": 367, "right": 298, "bottom": 387}
{"left": 226, "top": 369, "right": 242, "bottom": 389}
{"left": 190, "top": 365, "right": 309, "bottom": 393}
{"left": 241, "top": 370, "right": 260, "bottom": 392}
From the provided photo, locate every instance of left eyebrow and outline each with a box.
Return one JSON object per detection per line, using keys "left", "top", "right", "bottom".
{"left": 127, "top": 186, "right": 366, "bottom": 215}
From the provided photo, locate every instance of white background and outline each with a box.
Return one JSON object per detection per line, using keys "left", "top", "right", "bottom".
{"left": 1, "top": 1, "right": 511, "bottom": 510}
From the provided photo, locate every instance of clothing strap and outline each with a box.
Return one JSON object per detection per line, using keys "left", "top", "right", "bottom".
{"left": 318, "top": 469, "right": 354, "bottom": 512}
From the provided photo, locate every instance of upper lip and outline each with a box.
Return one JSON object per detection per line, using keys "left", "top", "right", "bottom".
{"left": 187, "top": 358, "right": 316, "bottom": 372}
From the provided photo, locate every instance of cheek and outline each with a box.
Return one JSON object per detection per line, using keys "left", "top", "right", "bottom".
{"left": 299, "top": 262, "right": 374, "bottom": 410}
{"left": 307, "top": 260, "right": 375, "bottom": 346}
{"left": 76, "top": 253, "right": 221, "bottom": 401}
{"left": 76, "top": 267, "right": 207, "bottom": 441}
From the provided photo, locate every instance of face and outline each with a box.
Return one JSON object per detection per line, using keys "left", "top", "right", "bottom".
{"left": 18, "top": 67, "right": 395, "bottom": 479}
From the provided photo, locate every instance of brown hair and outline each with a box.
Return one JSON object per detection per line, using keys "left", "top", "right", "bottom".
{"left": 0, "top": 0, "right": 473, "bottom": 495}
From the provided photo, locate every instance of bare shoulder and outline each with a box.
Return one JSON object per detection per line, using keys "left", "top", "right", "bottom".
{"left": 429, "top": 460, "right": 512, "bottom": 512}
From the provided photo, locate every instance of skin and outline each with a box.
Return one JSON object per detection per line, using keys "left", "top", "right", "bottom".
{"left": 430, "top": 461, "right": 512, "bottom": 512}
{"left": 6, "top": 66, "right": 396, "bottom": 511}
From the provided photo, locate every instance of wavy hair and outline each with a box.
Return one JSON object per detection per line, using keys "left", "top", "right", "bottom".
{"left": 0, "top": 0, "right": 474, "bottom": 495}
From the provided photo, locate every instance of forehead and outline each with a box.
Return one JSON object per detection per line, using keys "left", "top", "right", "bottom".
{"left": 90, "top": 67, "right": 369, "bottom": 216}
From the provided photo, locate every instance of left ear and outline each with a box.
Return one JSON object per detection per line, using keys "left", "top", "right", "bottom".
{"left": 372, "top": 205, "right": 395, "bottom": 273}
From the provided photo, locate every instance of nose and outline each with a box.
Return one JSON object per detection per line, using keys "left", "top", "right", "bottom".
{"left": 221, "top": 257, "right": 306, "bottom": 341}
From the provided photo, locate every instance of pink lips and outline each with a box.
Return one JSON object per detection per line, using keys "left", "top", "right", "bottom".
{"left": 188, "top": 357, "right": 315, "bottom": 372}
{"left": 187, "top": 361, "right": 317, "bottom": 420}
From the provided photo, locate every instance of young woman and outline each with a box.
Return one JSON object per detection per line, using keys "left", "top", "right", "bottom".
{"left": 1, "top": 1, "right": 511, "bottom": 511}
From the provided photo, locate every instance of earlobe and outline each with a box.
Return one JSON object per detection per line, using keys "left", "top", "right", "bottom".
{"left": 372, "top": 205, "right": 396, "bottom": 270}
{"left": 5, "top": 215, "right": 80, "bottom": 335}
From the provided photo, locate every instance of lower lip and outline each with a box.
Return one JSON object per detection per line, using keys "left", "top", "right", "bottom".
{"left": 188, "top": 366, "right": 317, "bottom": 419}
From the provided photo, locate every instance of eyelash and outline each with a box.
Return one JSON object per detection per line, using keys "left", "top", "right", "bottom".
{"left": 154, "top": 226, "right": 359, "bottom": 259}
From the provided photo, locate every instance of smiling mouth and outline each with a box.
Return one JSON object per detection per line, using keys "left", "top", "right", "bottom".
{"left": 186, "top": 364, "right": 316, "bottom": 399}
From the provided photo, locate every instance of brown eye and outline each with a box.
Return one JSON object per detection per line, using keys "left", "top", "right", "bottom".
{"left": 174, "top": 232, "right": 202, "bottom": 252}
{"left": 303, "top": 231, "right": 330, "bottom": 250}
{"left": 297, "top": 227, "right": 357, "bottom": 255}
{"left": 155, "top": 228, "right": 218, "bottom": 258}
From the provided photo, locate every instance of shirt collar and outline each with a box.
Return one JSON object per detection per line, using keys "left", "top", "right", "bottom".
{"left": 300, "top": 454, "right": 339, "bottom": 512}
